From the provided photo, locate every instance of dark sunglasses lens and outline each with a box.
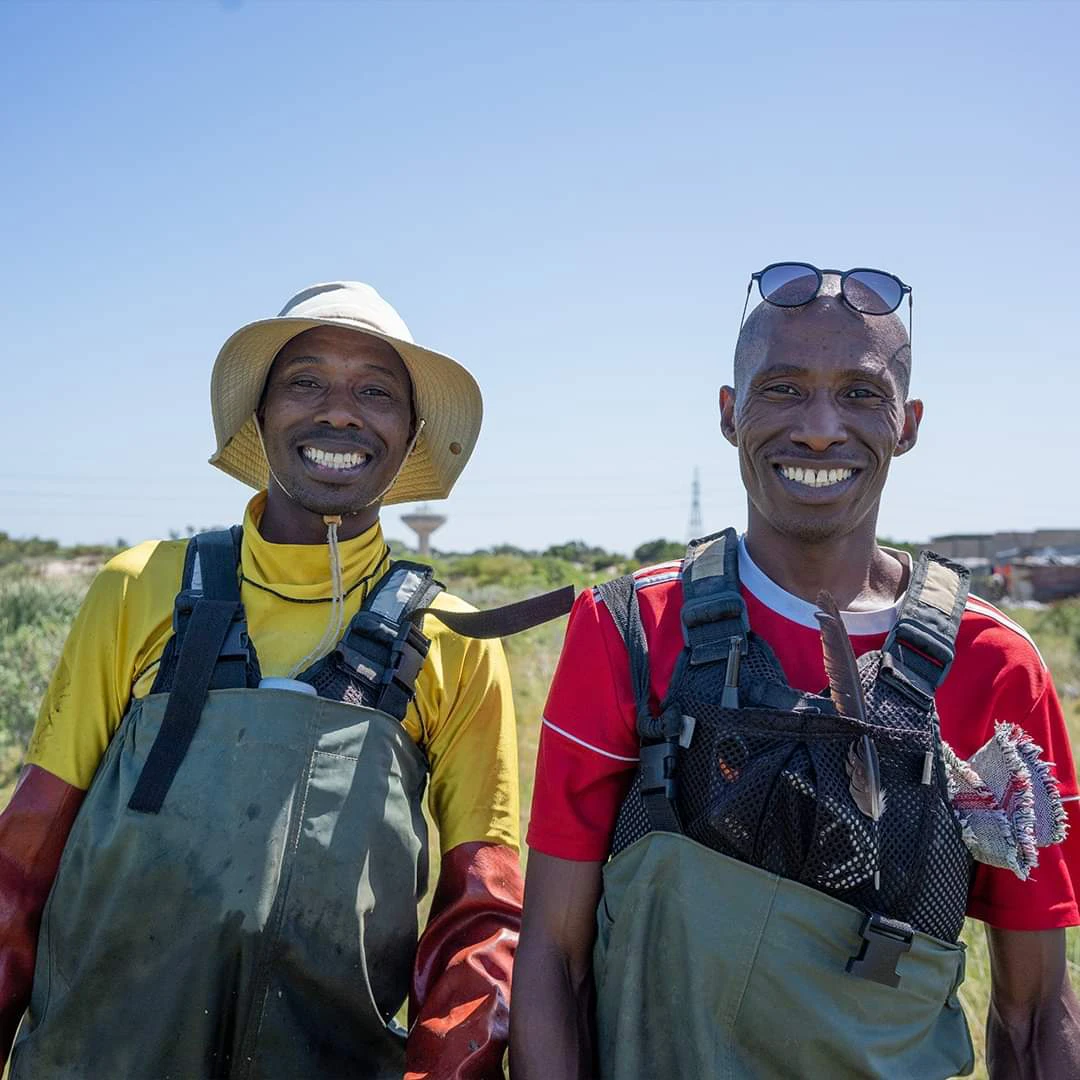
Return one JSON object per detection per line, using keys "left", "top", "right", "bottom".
{"left": 758, "top": 264, "right": 819, "bottom": 306}
{"left": 844, "top": 271, "right": 903, "bottom": 315}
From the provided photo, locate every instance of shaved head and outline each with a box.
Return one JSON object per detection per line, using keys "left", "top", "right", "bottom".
{"left": 734, "top": 275, "right": 911, "bottom": 397}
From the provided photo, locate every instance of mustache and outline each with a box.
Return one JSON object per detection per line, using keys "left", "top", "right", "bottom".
{"left": 770, "top": 455, "right": 863, "bottom": 467}
{"left": 293, "top": 431, "right": 379, "bottom": 453}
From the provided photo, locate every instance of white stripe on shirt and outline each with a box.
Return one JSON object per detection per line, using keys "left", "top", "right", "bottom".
{"left": 541, "top": 717, "right": 640, "bottom": 762}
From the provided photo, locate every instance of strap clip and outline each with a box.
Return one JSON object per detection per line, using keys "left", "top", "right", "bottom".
{"left": 640, "top": 738, "right": 679, "bottom": 803}
{"left": 846, "top": 913, "right": 914, "bottom": 988}
{"left": 218, "top": 613, "right": 250, "bottom": 664}
{"left": 375, "top": 621, "right": 431, "bottom": 712}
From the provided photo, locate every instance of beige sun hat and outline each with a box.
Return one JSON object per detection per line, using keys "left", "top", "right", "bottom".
{"left": 209, "top": 282, "right": 482, "bottom": 505}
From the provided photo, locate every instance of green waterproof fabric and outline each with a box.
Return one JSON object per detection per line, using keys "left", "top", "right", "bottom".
{"left": 594, "top": 833, "right": 974, "bottom": 1080}
{"left": 11, "top": 687, "right": 429, "bottom": 1080}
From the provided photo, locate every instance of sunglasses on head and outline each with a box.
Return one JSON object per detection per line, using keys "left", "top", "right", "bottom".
{"left": 740, "top": 261, "right": 913, "bottom": 339}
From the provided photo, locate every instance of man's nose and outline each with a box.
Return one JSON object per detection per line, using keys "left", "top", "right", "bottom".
{"left": 790, "top": 394, "right": 848, "bottom": 452}
{"left": 316, "top": 385, "right": 364, "bottom": 429}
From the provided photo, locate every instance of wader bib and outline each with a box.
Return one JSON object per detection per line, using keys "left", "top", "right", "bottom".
{"left": 592, "top": 531, "right": 976, "bottom": 1079}
{"left": 11, "top": 528, "right": 573, "bottom": 1079}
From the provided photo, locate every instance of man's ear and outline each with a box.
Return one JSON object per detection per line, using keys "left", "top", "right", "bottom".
{"left": 719, "top": 386, "right": 738, "bottom": 447}
{"left": 894, "top": 398, "right": 923, "bottom": 457}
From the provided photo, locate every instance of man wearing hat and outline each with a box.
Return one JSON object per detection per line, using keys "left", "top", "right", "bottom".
{"left": 0, "top": 282, "right": 522, "bottom": 1078}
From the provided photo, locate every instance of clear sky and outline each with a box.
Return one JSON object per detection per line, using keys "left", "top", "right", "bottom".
{"left": 1, "top": 0, "right": 1076, "bottom": 555}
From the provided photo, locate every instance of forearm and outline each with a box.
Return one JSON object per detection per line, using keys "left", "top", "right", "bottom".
{"left": 986, "top": 925, "right": 1080, "bottom": 1080}
{"left": 406, "top": 841, "right": 522, "bottom": 1080}
{"left": 0, "top": 766, "right": 84, "bottom": 1063}
{"left": 987, "top": 981, "right": 1080, "bottom": 1080}
{"left": 509, "top": 937, "right": 595, "bottom": 1080}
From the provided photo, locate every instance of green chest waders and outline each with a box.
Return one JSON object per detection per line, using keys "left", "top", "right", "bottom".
{"left": 11, "top": 530, "right": 571, "bottom": 1080}
{"left": 592, "top": 530, "right": 976, "bottom": 1080}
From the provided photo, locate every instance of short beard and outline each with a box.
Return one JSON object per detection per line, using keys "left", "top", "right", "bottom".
{"left": 289, "top": 483, "right": 377, "bottom": 520}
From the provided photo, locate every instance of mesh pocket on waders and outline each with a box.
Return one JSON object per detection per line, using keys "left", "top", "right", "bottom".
{"left": 676, "top": 700, "right": 943, "bottom": 924}
{"left": 302, "top": 652, "right": 378, "bottom": 707}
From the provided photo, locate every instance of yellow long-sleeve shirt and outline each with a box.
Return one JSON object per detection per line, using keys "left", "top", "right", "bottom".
{"left": 27, "top": 492, "right": 519, "bottom": 853}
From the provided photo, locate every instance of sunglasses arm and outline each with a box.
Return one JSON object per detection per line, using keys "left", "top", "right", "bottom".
{"left": 738, "top": 278, "right": 754, "bottom": 330}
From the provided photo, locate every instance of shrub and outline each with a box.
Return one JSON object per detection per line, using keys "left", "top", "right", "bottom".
{"left": 0, "top": 578, "right": 86, "bottom": 751}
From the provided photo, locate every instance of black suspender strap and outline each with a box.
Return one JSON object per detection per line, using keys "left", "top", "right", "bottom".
{"left": 372, "top": 563, "right": 444, "bottom": 720}
{"left": 596, "top": 575, "right": 683, "bottom": 834}
{"left": 320, "top": 561, "right": 443, "bottom": 723}
{"left": 680, "top": 529, "right": 749, "bottom": 707}
{"left": 130, "top": 529, "right": 248, "bottom": 814}
{"left": 880, "top": 551, "right": 970, "bottom": 708}
{"left": 195, "top": 528, "right": 249, "bottom": 691}
{"left": 128, "top": 599, "right": 239, "bottom": 814}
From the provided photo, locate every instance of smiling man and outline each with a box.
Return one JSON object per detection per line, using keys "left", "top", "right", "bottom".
{"left": 512, "top": 265, "right": 1080, "bottom": 1079}
{"left": 0, "top": 282, "right": 522, "bottom": 1079}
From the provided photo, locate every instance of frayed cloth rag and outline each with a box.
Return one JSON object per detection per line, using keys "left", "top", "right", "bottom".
{"left": 942, "top": 722, "right": 1069, "bottom": 880}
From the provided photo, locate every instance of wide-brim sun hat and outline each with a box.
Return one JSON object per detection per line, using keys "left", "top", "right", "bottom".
{"left": 209, "top": 282, "right": 483, "bottom": 505}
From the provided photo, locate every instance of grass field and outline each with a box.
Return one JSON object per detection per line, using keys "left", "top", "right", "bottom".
{"left": 2, "top": 556, "right": 1079, "bottom": 1078}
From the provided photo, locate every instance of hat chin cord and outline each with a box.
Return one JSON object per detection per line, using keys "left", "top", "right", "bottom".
{"left": 252, "top": 416, "right": 426, "bottom": 677}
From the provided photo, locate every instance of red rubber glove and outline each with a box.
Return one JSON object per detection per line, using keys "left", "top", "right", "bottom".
{"left": 0, "top": 765, "right": 84, "bottom": 1064}
{"left": 406, "top": 840, "right": 523, "bottom": 1080}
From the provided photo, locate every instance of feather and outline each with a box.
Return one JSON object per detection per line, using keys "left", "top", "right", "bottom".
{"left": 815, "top": 590, "right": 885, "bottom": 824}
{"left": 846, "top": 738, "right": 886, "bottom": 822}
{"left": 814, "top": 591, "right": 865, "bottom": 724}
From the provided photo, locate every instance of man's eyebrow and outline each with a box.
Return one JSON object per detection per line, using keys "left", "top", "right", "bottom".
{"left": 752, "top": 363, "right": 811, "bottom": 380}
{"left": 277, "top": 354, "right": 404, "bottom": 380}
{"left": 754, "top": 361, "right": 892, "bottom": 382}
{"left": 277, "top": 353, "right": 325, "bottom": 369}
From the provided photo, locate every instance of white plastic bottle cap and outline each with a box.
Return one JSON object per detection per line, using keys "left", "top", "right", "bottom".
{"left": 258, "top": 677, "right": 318, "bottom": 697}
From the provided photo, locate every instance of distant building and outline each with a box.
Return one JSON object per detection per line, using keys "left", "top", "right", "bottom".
{"left": 927, "top": 529, "right": 1080, "bottom": 603}
{"left": 929, "top": 529, "right": 1080, "bottom": 561}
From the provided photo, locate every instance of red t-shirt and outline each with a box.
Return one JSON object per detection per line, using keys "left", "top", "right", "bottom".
{"left": 527, "top": 544, "right": 1080, "bottom": 932}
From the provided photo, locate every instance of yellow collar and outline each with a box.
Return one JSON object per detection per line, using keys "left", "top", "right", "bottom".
{"left": 239, "top": 492, "right": 391, "bottom": 602}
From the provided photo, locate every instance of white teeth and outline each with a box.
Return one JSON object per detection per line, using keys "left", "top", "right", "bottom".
{"left": 302, "top": 447, "right": 369, "bottom": 470}
{"left": 779, "top": 466, "right": 854, "bottom": 488}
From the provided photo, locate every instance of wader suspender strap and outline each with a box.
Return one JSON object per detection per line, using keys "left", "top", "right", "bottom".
{"left": 880, "top": 552, "right": 970, "bottom": 708}
{"left": 596, "top": 575, "right": 684, "bottom": 833}
{"left": 129, "top": 529, "right": 249, "bottom": 814}
{"left": 331, "top": 561, "right": 445, "bottom": 722}
{"left": 679, "top": 529, "right": 749, "bottom": 708}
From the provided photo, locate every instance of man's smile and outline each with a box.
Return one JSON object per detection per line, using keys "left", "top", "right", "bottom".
{"left": 772, "top": 462, "right": 861, "bottom": 496}
{"left": 299, "top": 443, "right": 374, "bottom": 479}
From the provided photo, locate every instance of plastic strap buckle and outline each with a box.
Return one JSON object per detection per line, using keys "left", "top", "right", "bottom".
{"left": 846, "top": 913, "right": 914, "bottom": 988}
{"left": 640, "top": 739, "right": 678, "bottom": 802}
{"left": 377, "top": 622, "right": 430, "bottom": 704}
{"left": 218, "top": 613, "right": 250, "bottom": 664}
{"left": 878, "top": 652, "right": 936, "bottom": 710}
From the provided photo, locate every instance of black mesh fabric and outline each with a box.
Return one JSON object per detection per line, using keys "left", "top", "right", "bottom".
{"left": 611, "top": 635, "right": 973, "bottom": 943}
{"left": 302, "top": 652, "right": 380, "bottom": 708}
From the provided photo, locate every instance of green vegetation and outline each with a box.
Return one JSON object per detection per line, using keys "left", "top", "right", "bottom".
{"left": 0, "top": 531, "right": 120, "bottom": 573}
{"left": 0, "top": 542, "right": 1078, "bottom": 1079}
{"left": 633, "top": 538, "right": 685, "bottom": 564}
{"left": 0, "top": 576, "right": 89, "bottom": 758}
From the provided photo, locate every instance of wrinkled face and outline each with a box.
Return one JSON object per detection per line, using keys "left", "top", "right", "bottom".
{"left": 258, "top": 326, "right": 415, "bottom": 520}
{"left": 721, "top": 297, "right": 920, "bottom": 544}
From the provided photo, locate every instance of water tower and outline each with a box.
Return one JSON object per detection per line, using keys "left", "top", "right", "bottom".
{"left": 400, "top": 505, "right": 446, "bottom": 556}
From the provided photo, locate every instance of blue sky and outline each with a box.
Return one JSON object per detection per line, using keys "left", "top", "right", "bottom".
{"left": 1, "top": 0, "right": 1076, "bottom": 554}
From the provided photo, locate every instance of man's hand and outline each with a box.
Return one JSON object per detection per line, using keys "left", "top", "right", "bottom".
{"left": 509, "top": 852, "right": 603, "bottom": 1080}
{"left": 987, "top": 925, "right": 1080, "bottom": 1079}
